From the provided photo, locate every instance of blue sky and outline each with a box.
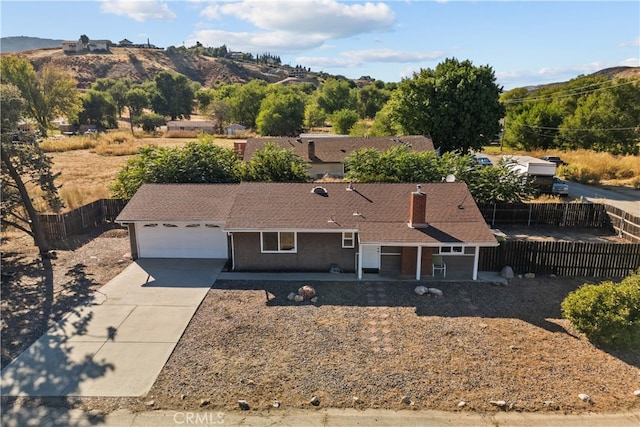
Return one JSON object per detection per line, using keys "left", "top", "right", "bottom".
{"left": 1, "top": 1, "right": 638, "bottom": 89}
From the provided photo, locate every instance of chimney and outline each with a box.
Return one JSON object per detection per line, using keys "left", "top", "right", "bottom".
{"left": 308, "top": 140, "right": 315, "bottom": 160}
{"left": 409, "top": 184, "right": 427, "bottom": 228}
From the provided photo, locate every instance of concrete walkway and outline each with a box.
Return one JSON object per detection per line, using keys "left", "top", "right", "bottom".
{"left": 2, "top": 407, "right": 640, "bottom": 427}
{"left": 0, "top": 259, "right": 224, "bottom": 397}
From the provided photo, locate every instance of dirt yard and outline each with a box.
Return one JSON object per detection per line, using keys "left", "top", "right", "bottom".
{"left": 2, "top": 229, "right": 639, "bottom": 416}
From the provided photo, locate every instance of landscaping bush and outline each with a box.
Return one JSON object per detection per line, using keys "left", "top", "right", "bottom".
{"left": 561, "top": 271, "right": 640, "bottom": 348}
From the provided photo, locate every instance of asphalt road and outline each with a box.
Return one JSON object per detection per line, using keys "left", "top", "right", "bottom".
{"left": 566, "top": 181, "right": 640, "bottom": 215}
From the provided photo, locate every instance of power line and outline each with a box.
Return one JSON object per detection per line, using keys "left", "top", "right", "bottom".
{"left": 522, "top": 124, "right": 639, "bottom": 131}
{"left": 502, "top": 79, "right": 639, "bottom": 104}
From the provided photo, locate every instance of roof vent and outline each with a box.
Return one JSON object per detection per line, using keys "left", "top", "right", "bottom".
{"left": 312, "top": 186, "right": 328, "bottom": 197}
{"left": 346, "top": 182, "right": 354, "bottom": 191}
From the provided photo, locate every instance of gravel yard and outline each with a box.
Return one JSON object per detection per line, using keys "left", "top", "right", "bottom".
{"left": 2, "top": 229, "right": 639, "bottom": 416}
{"left": 141, "top": 277, "right": 640, "bottom": 414}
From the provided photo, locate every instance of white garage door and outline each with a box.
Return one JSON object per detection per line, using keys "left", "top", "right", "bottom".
{"left": 136, "top": 223, "right": 228, "bottom": 258}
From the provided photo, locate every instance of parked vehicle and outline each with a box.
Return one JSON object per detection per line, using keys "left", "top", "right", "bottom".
{"left": 552, "top": 176, "right": 569, "bottom": 197}
{"left": 504, "top": 155, "right": 557, "bottom": 194}
{"left": 541, "top": 155, "right": 566, "bottom": 166}
{"left": 474, "top": 155, "right": 493, "bottom": 167}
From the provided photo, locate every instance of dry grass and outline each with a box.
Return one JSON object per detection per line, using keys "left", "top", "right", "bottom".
{"left": 40, "top": 136, "right": 98, "bottom": 152}
{"left": 483, "top": 147, "right": 640, "bottom": 187}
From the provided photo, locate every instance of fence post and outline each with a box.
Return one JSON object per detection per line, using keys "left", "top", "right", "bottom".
{"left": 492, "top": 203, "right": 496, "bottom": 227}
{"left": 61, "top": 213, "right": 67, "bottom": 240}
{"left": 562, "top": 203, "right": 568, "bottom": 227}
{"left": 527, "top": 204, "right": 532, "bottom": 226}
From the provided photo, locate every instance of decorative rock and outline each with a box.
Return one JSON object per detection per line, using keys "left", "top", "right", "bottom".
{"left": 273, "top": 399, "right": 281, "bottom": 408}
{"left": 490, "top": 400, "right": 506, "bottom": 408}
{"left": 458, "top": 401, "right": 466, "bottom": 408}
{"left": 353, "top": 396, "right": 363, "bottom": 404}
{"left": 401, "top": 395, "right": 412, "bottom": 405}
{"left": 543, "top": 401, "right": 555, "bottom": 406}
{"left": 414, "top": 286, "right": 428, "bottom": 296}
{"left": 634, "top": 390, "right": 640, "bottom": 397}
{"left": 428, "top": 288, "right": 443, "bottom": 297}
{"left": 199, "top": 399, "right": 210, "bottom": 407}
{"left": 524, "top": 272, "right": 536, "bottom": 279}
{"left": 298, "top": 285, "right": 317, "bottom": 300}
{"left": 550, "top": 274, "right": 556, "bottom": 278}
{"left": 287, "top": 292, "right": 296, "bottom": 301}
{"left": 310, "top": 396, "right": 320, "bottom": 406}
{"left": 294, "top": 294, "right": 304, "bottom": 302}
{"left": 310, "top": 296, "right": 318, "bottom": 303}
{"left": 238, "top": 400, "right": 250, "bottom": 410}
{"left": 500, "top": 266, "right": 514, "bottom": 279}
{"left": 578, "top": 393, "right": 592, "bottom": 403}
{"left": 181, "top": 394, "right": 186, "bottom": 400}
{"left": 145, "top": 400, "right": 155, "bottom": 407}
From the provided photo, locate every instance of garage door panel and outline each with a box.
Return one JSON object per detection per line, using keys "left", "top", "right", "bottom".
{"left": 136, "top": 224, "right": 228, "bottom": 258}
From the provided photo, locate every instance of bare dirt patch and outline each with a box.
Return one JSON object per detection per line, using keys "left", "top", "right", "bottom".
{"left": 497, "top": 225, "right": 628, "bottom": 243}
{"left": 141, "top": 278, "right": 640, "bottom": 414}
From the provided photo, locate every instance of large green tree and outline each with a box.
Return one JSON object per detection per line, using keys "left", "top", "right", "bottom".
{"left": 111, "top": 136, "right": 241, "bottom": 199}
{"left": 0, "top": 83, "right": 63, "bottom": 254}
{"left": 390, "top": 58, "right": 504, "bottom": 153}
{"left": 241, "top": 142, "right": 310, "bottom": 182}
{"left": 256, "top": 91, "right": 305, "bottom": 136}
{"left": 76, "top": 90, "right": 118, "bottom": 129}
{"left": 150, "top": 71, "right": 194, "bottom": 120}
{"left": 316, "top": 78, "right": 357, "bottom": 115}
{"left": 125, "top": 87, "right": 149, "bottom": 134}
{"left": 344, "top": 146, "right": 534, "bottom": 203}
{"left": 0, "top": 56, "right": 80, "bottom": 135}
{"left": 230, "top": 80, "right": 267, "bottom": 128}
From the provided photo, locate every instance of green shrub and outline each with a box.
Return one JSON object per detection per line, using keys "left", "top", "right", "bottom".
{"left": 561, "top": 271, "right": 640, "bottom": 348}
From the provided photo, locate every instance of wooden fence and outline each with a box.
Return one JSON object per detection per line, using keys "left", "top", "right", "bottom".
{"left": 477, "top": 202, "right": 640, "bottom": 242}
{"left": 479, "top": 240, "right": 640, "bottom": 277}
{"left": 39, "top": 199, "right": 127, "bottom": 241}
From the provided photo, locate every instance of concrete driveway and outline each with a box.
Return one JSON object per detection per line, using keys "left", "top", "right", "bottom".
{"left": 0, "top": 259, "right": 224, "bottom": 397}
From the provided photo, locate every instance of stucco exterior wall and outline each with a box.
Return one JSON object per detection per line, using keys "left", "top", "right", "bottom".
{"left": 232, "top": 232, "right": 356, "bottom": 272}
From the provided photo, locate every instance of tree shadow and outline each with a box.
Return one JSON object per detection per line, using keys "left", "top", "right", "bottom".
{"left": 214, "top": 277, "right": 639, "bottom": 369}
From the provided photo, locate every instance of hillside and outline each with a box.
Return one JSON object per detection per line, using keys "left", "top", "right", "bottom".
{"left": 3, "top": 46, "right": 318, "bottom": 89}
{"left": 0, "top": 36, "right": 64, "bottom": 53}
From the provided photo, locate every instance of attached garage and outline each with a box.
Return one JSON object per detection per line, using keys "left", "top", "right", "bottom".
{"left": 134, "top": 222, "right": 228, "bottom": 259}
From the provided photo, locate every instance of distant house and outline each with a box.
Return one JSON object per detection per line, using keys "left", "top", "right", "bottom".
{"left": 88, "top": 40, "right": 109, "bottom": 52}
{"left": 242, "top": 135, "right": 436, "bottom": 178}
{"left": 61, "top": 40, "right": 83, "bottom": 53}
{"left": 116, "top": 182, "right": 498, "bottom": 280}
{"left": 118, "top": 39, "right": 133, "bottom": 47}
{"left": 225, "top": 124, "right": 246, "bottom": 135}
{"left": 166, "top": 120, "right": 216, "bottom": 134}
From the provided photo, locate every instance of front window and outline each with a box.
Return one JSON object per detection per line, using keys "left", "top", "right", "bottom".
{"left": 261, "top": 232, "right": 297, "bottom": 253}
{"left": 438, "top": 246, "right": 463, "bottom": 254}
{"left": 342, "top": 232, "right": 355, "bottom": 248}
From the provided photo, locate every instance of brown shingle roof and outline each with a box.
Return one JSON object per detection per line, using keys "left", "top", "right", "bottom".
{"left": 116, "top": 182, "right": 497, "bottom": 245}
{"left": 116, "top": 183, "right": 239, "bottom": 222}
{"left": 243, "top": 135, "right": 435, "bottom": 163}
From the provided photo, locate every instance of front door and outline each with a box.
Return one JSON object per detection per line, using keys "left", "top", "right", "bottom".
{"left": 361, "top": 245, "right": 381, "bottom": 271}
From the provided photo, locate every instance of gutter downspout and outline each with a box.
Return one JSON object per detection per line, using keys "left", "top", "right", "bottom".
{"left": 416, "top": 246, "right": 422, "bottom": 280}
{"left": 472, "top": 245, "right": 479, "bottom": 280}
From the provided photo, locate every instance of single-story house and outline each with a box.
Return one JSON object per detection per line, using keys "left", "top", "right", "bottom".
{"left": 242, "top": 135, "right": 435, "bottom": 178}
{"left": 167, "top": 120, "right": 216, "bottom": 134}
{"left": 88, "top": 40, "right": 110, "bottom": 51}
{"left": 62, "top": 40, "right": 83, "bottom": 53}
{"left": 116, "top": 182, "right": 498, "bottom": 280}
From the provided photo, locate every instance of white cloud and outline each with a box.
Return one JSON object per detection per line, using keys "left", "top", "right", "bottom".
{"left": 100, "top": 0, "right": 176, "bottom": 22}
{"left": 217, "top": 0, "right": 395, "bottom": 38}
{"left": 192, "top": 0, "right": 395, "bottom": 52}
{"left": 297, "top": 48, "right": 444, "bottom": 69}
{"left": 619, "top": 36, "right": 640, "bottom": 47}
{"left": 619, "top": 57, "right": 640, "bottom": 67}
{"left": 188, "top": 29, "right": 327, "bottom": 53}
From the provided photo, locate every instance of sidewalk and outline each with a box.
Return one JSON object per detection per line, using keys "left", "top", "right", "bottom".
{"left": 2, "top": 406, "right": 640, "bottom": 427}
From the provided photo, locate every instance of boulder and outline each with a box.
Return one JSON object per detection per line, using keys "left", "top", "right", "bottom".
{"left": 401, "top": 395, "right": 412, "bottom": 405}
{"left": 428, "top": 288, "right": 443, "bottom": 297}
{"left": 490, "top": 400, "right": 506, "bottom": 408}
{"left": 298, "top": 285, "right": 317, "bottom": 300}
{"left": 635, "top": 390, "right": 640, "bottom": 397}
{"left": 294, "top": 294, "right": 304, "bottom": 302}
{"left": 458, "top": 401, "right": 466, "bottom": 408}
{"left": 524, "top": 272, "right": 536, "bottom": 279}
{"left": 500, "top": 266, "right": 514, "bottom": 279}
{"left": 238, "top": 400, "right": 250, "bottom": 410}
{"left": 414, "top": 286, "right": 428, "bottom": 296}
{"left": 287, "top": 292, "right": 296, "bottom": 301}
{"left": 578, "top": 393, "right": 592, "bottom": 403}
{"left": 310, "top": 396, "right": 320, "bottom": 406}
